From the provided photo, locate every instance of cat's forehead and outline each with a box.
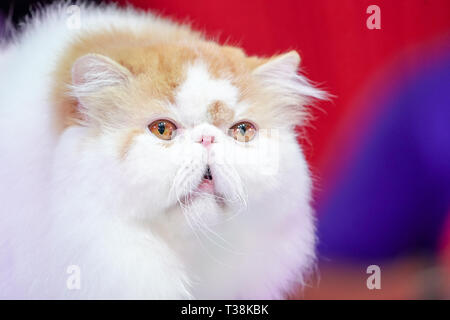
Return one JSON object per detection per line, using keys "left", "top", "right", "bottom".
{"left": 54, "top": 33, "right": 266, "bottom": 130}
{"left": 171, "top": 62, "right": 240, "bottom": 127}
{"left": 116, "top": 43, "right": 257, "bottom": 127}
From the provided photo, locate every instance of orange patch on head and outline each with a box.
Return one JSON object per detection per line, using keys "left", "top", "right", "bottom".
{"left": 51, "top": 21, "right": 269, "bottom": 133}
{"left": 192, "top": 43, "right": 268, "bottom": 97}
{"left": 207, "top": 101, "right": 234, "bottom": 127}
{"left": 51, "top": 27, "right": 201, "bottom": 131}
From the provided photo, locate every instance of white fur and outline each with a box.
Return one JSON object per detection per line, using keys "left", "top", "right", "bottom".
{"left": 0, "top": 3, "right": 321, "bottom": 299}
{"left": 172, "top": 62, "right": 240, "bottom": 127}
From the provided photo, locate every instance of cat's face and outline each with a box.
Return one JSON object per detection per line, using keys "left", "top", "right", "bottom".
{"left": 64, "top": 43, "right": 324, "bottom": 226}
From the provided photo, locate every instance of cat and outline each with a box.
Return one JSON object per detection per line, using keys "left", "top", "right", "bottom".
{"left": 0, "top": 2, "right": 325, "bottom": 299}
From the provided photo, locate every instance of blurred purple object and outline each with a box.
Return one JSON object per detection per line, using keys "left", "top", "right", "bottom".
{"left": 317, "top": 50, "right": 450, "bottom": 262}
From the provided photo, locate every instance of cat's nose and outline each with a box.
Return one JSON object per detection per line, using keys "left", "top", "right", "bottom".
{"left": 199, "top": 135, "right": 214, "bottom": 147}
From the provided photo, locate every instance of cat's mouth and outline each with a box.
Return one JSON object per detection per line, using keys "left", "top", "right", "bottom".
{"left": 197, "top": 165, "right": 214, "bottom": 193}
{"left": 203, "top": 165, "right": 213, "bottom": 181}
{"left": 178, "top": 165, "right": 222, "bottom": 207}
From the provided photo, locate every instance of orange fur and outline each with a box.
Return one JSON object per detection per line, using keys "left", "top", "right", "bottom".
{"left": 207, "top": 101, "right": 235, "bottom": 127}
{"left": 51, "top": 26, "right": 269, "bottom": 132}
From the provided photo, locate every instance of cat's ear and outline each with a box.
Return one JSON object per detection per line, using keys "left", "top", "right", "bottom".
{"left": 252, "top": 51, "right": 301, "bottom": 78}
{"left": 252, "top": 50, "right": 326, "bottom": 101}
{"left": 251, "top": 51, "right": 328, "bottom": 128}
{"left": 69, "top": 54, "right": 132, "bottom": 125}
{"left": 71, "top": 53, "right": 132, "bottom": 94}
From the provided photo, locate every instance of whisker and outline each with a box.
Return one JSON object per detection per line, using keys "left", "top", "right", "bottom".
{"left": 171, "top": 157, "right": 249, "bottom": 257}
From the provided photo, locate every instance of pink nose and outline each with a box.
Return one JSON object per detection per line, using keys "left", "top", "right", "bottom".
{"left": 200, "top": 135, "right": 214, "bottom": 147}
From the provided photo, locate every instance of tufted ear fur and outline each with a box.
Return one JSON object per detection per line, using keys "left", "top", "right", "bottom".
{"left": 253, "top": 51, "right": 300, "bottom": 78}
{"left": 252, "top": 50, "right": 324, "bottom": 100}
{"left": 249, "top": 51, "right": 328, "bottom": 128}
{"left": 69, "top": 54, "right": 133, "bottom": 125}
{"left": 71, "top": 53, "right": 132, "bottom": 92}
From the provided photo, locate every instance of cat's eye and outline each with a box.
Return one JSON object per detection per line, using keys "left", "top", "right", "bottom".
{"left": 229, "top": 121, "right": 257, "bottom": 142}
{"left": 148, "top": 119, "right": 177, "bottom": 140}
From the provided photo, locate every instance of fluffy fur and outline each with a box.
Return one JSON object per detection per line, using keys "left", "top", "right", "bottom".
{"left": 0, "top": 3, "right": 325, "bottom": 299}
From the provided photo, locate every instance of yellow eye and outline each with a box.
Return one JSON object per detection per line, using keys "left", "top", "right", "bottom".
{"left": 229, "top": 121, "right": 257, "bottom": 142}
{"left": 148, "top": 119, "right": 177, "bottom": 140}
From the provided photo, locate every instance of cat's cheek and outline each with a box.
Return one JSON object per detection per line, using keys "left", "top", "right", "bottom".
{"left": 237, "top": 137, "right": 301, "bottom": 205}
{"left": 118, "top": 137, "right": 194, "bottom": 217}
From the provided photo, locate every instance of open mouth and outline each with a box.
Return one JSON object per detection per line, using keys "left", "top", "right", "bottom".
{"left": 179, "top": 165, "right": 226, "bottom": 208}
{"left": 179, "top": 166, "right": 217, "bottom": 207}
{"left": 203, "top": 165, "right": 213, "bottom": 181}
{"left": 198, "top": 165, "right": 214, "bottom": 193}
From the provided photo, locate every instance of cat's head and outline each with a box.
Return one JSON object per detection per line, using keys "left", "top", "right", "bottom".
{"left": 60, "top": 41, "right": 325, "bottom": 227}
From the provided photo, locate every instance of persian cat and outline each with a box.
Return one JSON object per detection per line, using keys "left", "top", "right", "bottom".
{"left": 0, "top": 3, "right": 325, "bottom": 299}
